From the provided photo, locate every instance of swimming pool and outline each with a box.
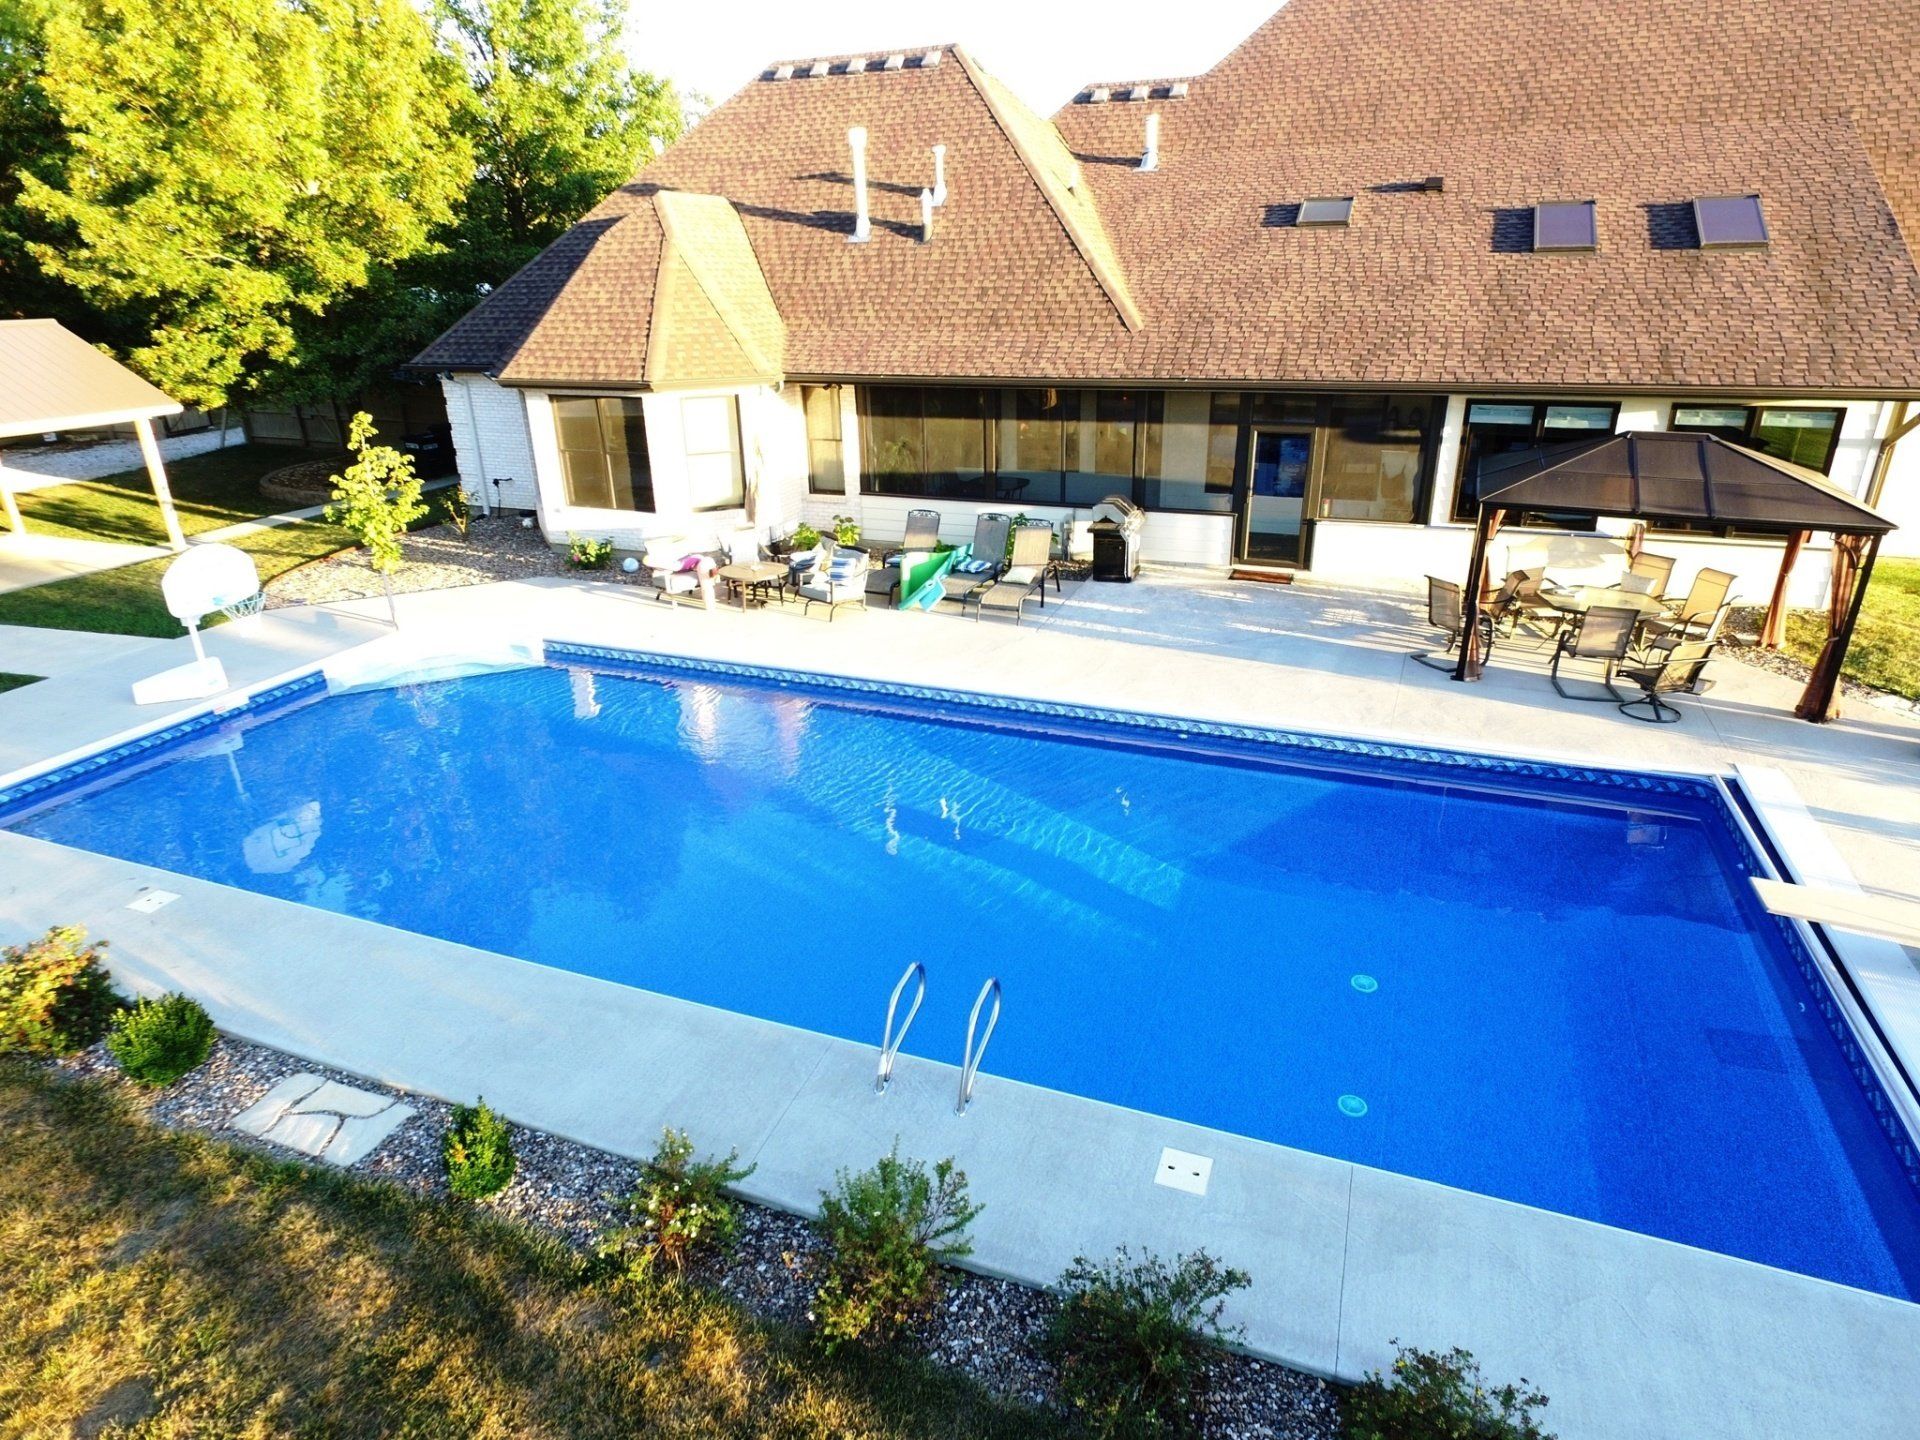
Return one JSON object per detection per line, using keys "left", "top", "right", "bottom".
{"left": 6, "top": 648, "right": 1918, "bottom": 1300}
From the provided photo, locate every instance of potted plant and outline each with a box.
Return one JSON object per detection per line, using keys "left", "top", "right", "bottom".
{"left": 830, "top": 514, "right": 861, "bottom": 548}
{"left": 788, "top": 521, "right": 821, "bottom": 553}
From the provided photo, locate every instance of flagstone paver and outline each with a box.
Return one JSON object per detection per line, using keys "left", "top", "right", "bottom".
{"left": 229, "top": 1071, "right": 415, "bottom": 1167}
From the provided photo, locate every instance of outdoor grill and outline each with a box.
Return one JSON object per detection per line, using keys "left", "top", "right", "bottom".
{"left": 1089, "top": 495, "right": 1145, "bottom": 581}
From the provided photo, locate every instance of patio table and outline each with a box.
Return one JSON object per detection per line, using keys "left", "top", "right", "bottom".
{"left": 716, "top": 561, "right": 788, "bottom": 612}
{"left": 1542, "top": 586, "right": 1667, "bottom": 619}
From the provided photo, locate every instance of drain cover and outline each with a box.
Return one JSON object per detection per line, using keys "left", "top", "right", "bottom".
{"left": 1155, "top": 1147, "right": 1212, "bottom": 1196}
{"left": 1338, "top": 1094, "right": 1368, "bottom": 1118}
{"left": 125, "top": 889, "right": 180, "bottom": 913}
{"left": 1351, "top": 974, "right": 1378, "bottom": 993}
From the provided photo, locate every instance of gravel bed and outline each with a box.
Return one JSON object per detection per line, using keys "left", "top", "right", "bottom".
{"left": 50, "top": 1034, "right": 1343, "bottom": 1435}
{"left": 1720, "top": 607, "right": 1916, "bottom": 711}
{"left": 264, "top": 516, "right": 651, "bottom": 609}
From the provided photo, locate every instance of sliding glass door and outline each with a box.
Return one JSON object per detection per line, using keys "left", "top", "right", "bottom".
{"left": 1239, "top": 429, "right": 1313, "bottom": 565}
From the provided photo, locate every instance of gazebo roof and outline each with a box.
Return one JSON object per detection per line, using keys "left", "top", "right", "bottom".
{"left": 0, "top": 319, "right": 181, "bottom": 439}
{"left": 1475, "top": 430, "right": 1895, "bottom": 536}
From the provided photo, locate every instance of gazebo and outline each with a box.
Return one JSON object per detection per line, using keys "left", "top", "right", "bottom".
{"left": 1454, "top": 430, "right": 1898, "bottom": 722}
{"left": 0, "top": 318, "right": 188, "bottom": 551}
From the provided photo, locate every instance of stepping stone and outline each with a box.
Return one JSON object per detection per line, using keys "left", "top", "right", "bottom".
{"left": 227, "top": 1072, "right": 414, "bottom": 1168}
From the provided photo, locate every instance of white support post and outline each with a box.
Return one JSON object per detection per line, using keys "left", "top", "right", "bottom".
{"left": 136, "top": 416, "right": 188, "bottom": 551}
{"left": 0, "top": 450, "right": 23, "bottom": 538}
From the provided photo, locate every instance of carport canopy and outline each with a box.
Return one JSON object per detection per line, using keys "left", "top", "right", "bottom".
{"left": 0, "top": 318, "right": 188, "bottom": 550}
{"left": 1456, "top": 430, "right": 1898, "bottom": 721}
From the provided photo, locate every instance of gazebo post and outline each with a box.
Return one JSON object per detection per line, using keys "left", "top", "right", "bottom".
{"left": 1794, "top": 532, "right": 1881, "bottom": 722}
{"left": 0, "top": 450, "right": 23, "bottom": 537}
{"left": 1452, "top": 505, "right": 1500, "bottom": 681}
{"left": 1759, "top": 529, "right": 1808, "bottom": 649}
{"left": 135, "top": 416, "right": 188, "bottom": 551}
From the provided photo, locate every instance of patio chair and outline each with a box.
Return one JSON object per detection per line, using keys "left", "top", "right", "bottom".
{"left": 1507, "top": 568, "right": 1568, "bottom": 641}
{"left": 1549, "top": 604, "right": 1639, "bottom": 701}
{"left": 1616, "top": 641, "right": 1716, "bottom": 723}
{"left": 1413, "top": 575, "right": 1494, "bottom": 671}
{"left": 885, "top": 509, "right": 943, "bottom": 562}
{"left": 1641, "top": 567, "right": 1735, "bottom": 649}
{"left": 972, "top": 521, "right": 1056, "bottom": 623}
{"left": 941, "top": 512, "right": 1012, "bottom": 605}
{"left": 1482, "top": 569, "right": 1529, "bottom": 636}
{"left": 1627, "top": 550, "right": 1678, "bottom": 598}
{"left": 641, "top": 536, "right": 716, "bottom": 608}
{"left": 798, "top": 545, "right": 870, "bottom": 620}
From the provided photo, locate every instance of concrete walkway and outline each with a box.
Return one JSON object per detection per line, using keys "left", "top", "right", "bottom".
{"left": 1, "top": 570, "right": 1917, "bottom": 1440}
{"left": 0, "top": 532, "right": 172, "bottom": 595}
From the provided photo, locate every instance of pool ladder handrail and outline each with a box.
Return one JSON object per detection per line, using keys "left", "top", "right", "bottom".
{"left": 875, "top": 961, "right": 927, "bottom": 1094}
{"left": 956, "top": 977, "right": 1002, "bottom": 1115}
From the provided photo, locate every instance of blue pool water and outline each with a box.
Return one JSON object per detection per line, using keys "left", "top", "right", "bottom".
{"left": 8, "top": 657, "right": 1919, "bottom": 1299}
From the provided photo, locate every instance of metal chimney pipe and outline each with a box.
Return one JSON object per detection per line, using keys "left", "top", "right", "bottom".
{"left": 931, "top": 144, "right": 948, "bottom": 206}
{"left": 1140, "top": 113, "right": 1160, "bottom": 171}
{"left": 919, "top": 187, "right": 934, "bottom": 243}
{"left": 848, "top": 127, "right": 871, "bottom": 243}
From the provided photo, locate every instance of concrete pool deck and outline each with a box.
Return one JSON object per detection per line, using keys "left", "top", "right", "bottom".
{"left": 3, "top": 571, "right": 1919, "bottom": 1440}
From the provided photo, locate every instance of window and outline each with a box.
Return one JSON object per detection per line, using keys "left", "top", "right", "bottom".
{"left": 682, "top": 396, "right": 744, "bottom": 511}
{"left": 1694, "top": 194, "right": 1768, "bottom": 249}
{"left": 1533, "top": 201, "right": 1597, "bottom": 251}
{"left": 1297, "top": 196, "right": 1353, "bottom": 227}
{"left": 862, "top": 386, "right": 924, "bottom": 495}
{"left": 551, "top": 395, "right": 654, "bottom": 511}
{"left": 1670, "top": 404, "right": 1843, "bottom": 473}
{"left": 1137, "top": 391, "right": 1236, "bottom": 513}
{"left": 1317, "top": 395, "right": 1436, "bottom": 523}
{"left": 802, "top": 385, "right": 845, "bottom": 494}
{"left": 1453, "top": 399, "right": 1619, "bottom": 525}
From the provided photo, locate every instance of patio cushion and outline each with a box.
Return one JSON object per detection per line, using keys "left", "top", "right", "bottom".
{"left": 955, "top": 556, "right": 996, "bottom": 573}
{"left": 1000, "top": 564, "right": 1041, "bottom": 585}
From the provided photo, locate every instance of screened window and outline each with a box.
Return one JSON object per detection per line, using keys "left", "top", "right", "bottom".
{"left": 802, "top": 385, "right": 845, "bottom": 494}
{"left": 1663, "top": 403, "right": 1845, "bottom": 534}
{"left": 1318, "top": 395, "right": 1435, "bottom": 523}
{"left": 682, "top": 396, "right": 744, "bottom": 512}
{"left": 1137, "top": 390, "right": 1235, "bottom": 513}
{"left": 552, "top": 395, "right": 654, "bottom": 512}
{"left": 1453, "top": 399, "right": 1618, "bottom": 526}
{"left": 1670, "top": 404, "right": 1843, "bottom": 473}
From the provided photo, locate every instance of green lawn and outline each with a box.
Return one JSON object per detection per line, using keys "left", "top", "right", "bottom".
{"left": 0, "top": 445, "right": 355, "bottom": 637}
{"left": 12, "top": 442, "right": 337, "bottom": 547}
{"left": 0, "top": 1061, "right": 1055, "bottom": 1440}
{"left": 1783, "top": 556, "right": 1920, "bottom": 702}
{"left": 0, "top": 673, "right": 43, "bottom": 694}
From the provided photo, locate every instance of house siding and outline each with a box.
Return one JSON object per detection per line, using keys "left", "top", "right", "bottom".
{"left": 440, "top": 375, "right": 539, "bottom": 514}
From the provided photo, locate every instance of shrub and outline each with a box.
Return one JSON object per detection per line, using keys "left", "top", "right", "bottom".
{"left": 106, "top": 992, "right": 216, "bottom": 1085}
{"left": 789, "top": 521, "right": 821, "bottom": 552}
{"left": 566, "top": 534, "right": 613, "bottom": 569}
{"left": 605, "top": 1127, "right": 756, "bottom": 1276}
{"left": 1345, "top": 1344, "right": 1553, "bottom": 1440}
{"left": 813, "top": 1145, "right": 980, "bottom": 1348}
{"left": 0, "top": 925, "right": 125, "bottom": 1056}
{"left": 443, "top": 1099, "right": 516, "bottom": 1199}
{"left": 1045, "top": 1246, "right": 1250, "bottom": 1439}
{"left": 439, "top": 484, "right": 472, "bottom": 538}
{"left": 829, "top": 513, "right": 860, "bottom": 547}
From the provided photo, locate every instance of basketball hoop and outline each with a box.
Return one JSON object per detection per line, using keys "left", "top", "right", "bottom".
{"left": 162, "top": 543, "right": 262, "bottom": 628}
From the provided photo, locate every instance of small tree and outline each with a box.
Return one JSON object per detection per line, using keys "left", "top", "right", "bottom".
{"left": 326, "top": 412, "right": 428, "bottom": 624}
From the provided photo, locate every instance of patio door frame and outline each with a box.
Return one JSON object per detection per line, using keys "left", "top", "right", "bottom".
{"left": 1235, "top": 425, "right": 1319, "bottom": 568}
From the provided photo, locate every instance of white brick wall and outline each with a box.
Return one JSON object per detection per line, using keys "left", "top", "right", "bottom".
{"left": 440, "top": 375, "right": 539, "bottom": 513}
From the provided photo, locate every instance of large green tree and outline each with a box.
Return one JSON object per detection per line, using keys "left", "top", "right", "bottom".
{"left": 15, "top": 0, "right": 472, "bottom": 409}
{"left": 274, "top": 0, "right": 685, "bottom": 403}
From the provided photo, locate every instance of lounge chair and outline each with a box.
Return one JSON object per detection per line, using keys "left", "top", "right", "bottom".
{"left": 886, "top": 509, "right": 942, "bottom": 561}
{"left": 1413, "top": 575, "right": 1493, "bottom": 670}
{"left": 971, "top": 521, "right": 1056, "bottom": 623}
{"left": 1550, "top": 604, "right": 1638, "bottom": 700}
{"left": 1616, "top": 641, "right": 1716, "bottom": 723}
{"left": 798, "top": 545, "right": 870, "bottom": 621}
{"left": 940, "top": 513, "right": 1012, "bottom": 605}
{"left": 641, "top": 536, "right": 717, "bottom": 607}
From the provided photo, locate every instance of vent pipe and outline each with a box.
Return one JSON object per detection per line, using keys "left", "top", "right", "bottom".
{"left": 848, "top": 127, "right": 871, "bottom": 243}
{"left": 919, "top": 188, "right": 934, "bottom": 243}
{"left": 931, "top": 144, "right": 948, "bottom": 206}
{"left": 1140, "top": 112, "right": 1160, "bottom": 171}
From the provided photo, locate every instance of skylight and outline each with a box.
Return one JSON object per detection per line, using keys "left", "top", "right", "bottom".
{"left": 1694, "top": 194, "right": 1769, "bottom": 248}
{"left": 1533, "top": 200, "right": 1597, "bottom": 251}
{"left": 1297, "top": 196, "right": 1353, "bottom": 227}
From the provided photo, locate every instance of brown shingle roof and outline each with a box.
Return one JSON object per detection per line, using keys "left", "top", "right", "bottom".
{"left": 414, "top": 2, "right": 1920, "bottom": 395}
